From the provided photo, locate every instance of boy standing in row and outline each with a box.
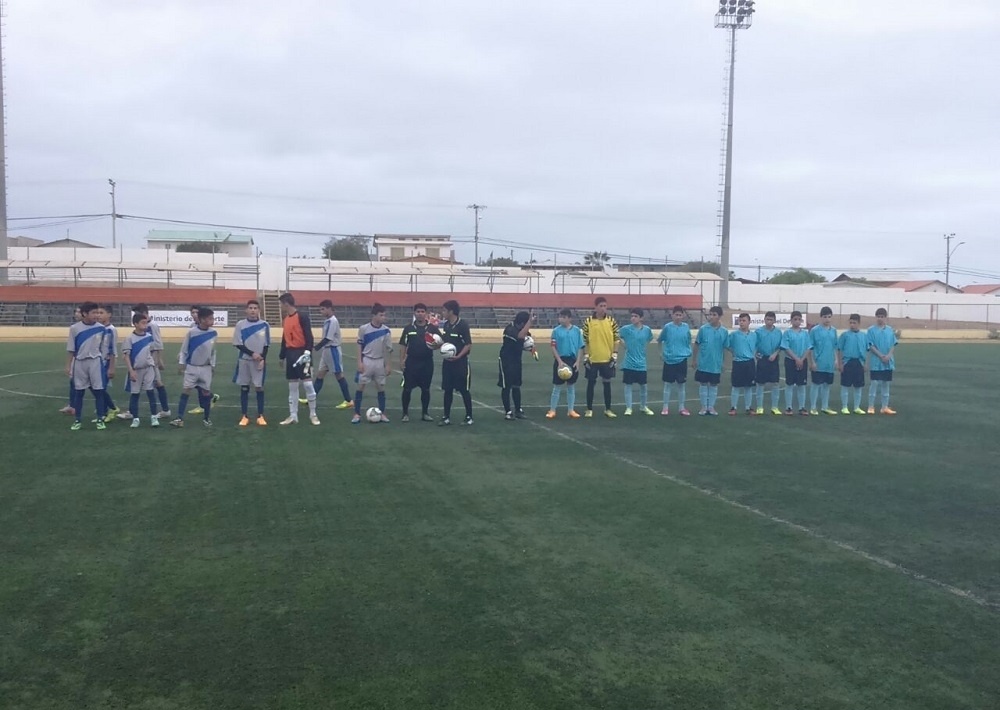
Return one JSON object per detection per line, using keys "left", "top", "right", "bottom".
{"left": 809, "top": 306, "right": 838, "bottom": 415}
{"left": 66, "top": 302, "right": 109, "bottom": 430}
{"left": 780, "top": 311, "right": 811, "bottom": 415}
{"left": 582, "top": 297, "right": 620, "bottom": 418}
{"left": 170, "top": 308, "right": 218, "bottom": 428}
{"left": 233, "top": 299, "right": 270, "bottom": 426}
{"left": 547, "top": 308, "right": 584, "bottom": 418}
{"left": 657, "top": 306, "right": 692, "bottom": 416}
{"left": 352, "top": 303, "right": 393, "bottom": 424}
{"left": 693, "top": 306, "right": 727, "bottom": 416}
{"left": 619, "top": 307, "right": 654, "bottom": 416}
{"left": 867, "top": 308, "right": 898, "bottom": 415}
{"left": 727, "top": 313, "right": 757, "bottom": 415}
{"left": 314, "top": 299, "right": 355, "bottom": 411}
{"left": 122, "top": 313, "right": 160, "bottom": 428}
{"left": 755, "top": 311, "right": 783, "bottom": 415}
{"left": 837, "top": 314, "right": 870, "bottom": 415}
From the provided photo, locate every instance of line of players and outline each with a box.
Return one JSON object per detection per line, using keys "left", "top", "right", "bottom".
{"left": 62, "top": 294, "right": 899, "bottom": 431}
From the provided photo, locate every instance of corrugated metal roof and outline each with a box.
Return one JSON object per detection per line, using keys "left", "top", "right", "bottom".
{"left": 145, "top": 230, "right": 253, "bottom": 244}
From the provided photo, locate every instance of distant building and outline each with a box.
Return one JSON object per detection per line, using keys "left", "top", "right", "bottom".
{"left": 962, "top": 284, "right": 1000, "bottom": 296}
{"left": 374, "top": 234, "right": 455, "bottom": 263}
{"left": 7, "top": 236, "right": 45, "bottom": 248}
{"left": 889, "top": 280, "right": 962, "bottom": 294}
{"left": 38, "top": 238, "right": 101, "bottom": 249}
{"left": 145, "top": 230, "right": 254, "bottom": 257}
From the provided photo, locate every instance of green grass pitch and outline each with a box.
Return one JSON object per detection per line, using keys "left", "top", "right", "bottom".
{"left": 1, "top": 341, "right": 999, "bottom": 709}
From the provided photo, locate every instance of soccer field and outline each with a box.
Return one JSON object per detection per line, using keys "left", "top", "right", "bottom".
{"left": 1, "top": 341, "right": 999, "bottom": 709}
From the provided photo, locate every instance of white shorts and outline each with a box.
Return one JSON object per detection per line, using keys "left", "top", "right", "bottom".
{"left": 318, "top": 346, "right": 344, "bottom": 376}
{"left": 358, "top": 357, "right": 387, "bottom": 386}
{"left": 126, "top": 366, "right": 157, "bottom": 392}
{"left": 234, "top": 358, "right": 266, "bottom": 388}
{"left": 72, "top": 358, "right": 104, "bottom": 391}
{"left": 183, "top": 364, "right": 214, "bottom": 391}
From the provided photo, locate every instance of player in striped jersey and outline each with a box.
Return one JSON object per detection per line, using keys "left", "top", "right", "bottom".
{"left": 352, "top": 303, "right": 393, "bottom": 423}
{"left": 59, "top": 306, "right": 82, "bottom": 415}
{"left": 131, "top": 303, "right": 172, "bottom": 419}
{"left": 233, "top": 300, "right": 270, "bottom": 426}
{"left": 312, "top": 300, "right": 354, "bottom": 410}
{"left": 122, "top": 312, "right": 160, "bottom": 428}
{"left": 96, "top": 305, "right": 121, "bottom": 423}
{"left": 66, "top": 301, "right": 109, "bottom": 430}
{"left": 170, "top": 308, "right": 218, "bottom": 428}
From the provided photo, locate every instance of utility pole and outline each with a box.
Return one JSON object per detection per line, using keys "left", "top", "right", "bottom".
{"left": 467, "top": 204, "right": 486, "bottom": 265}
{"left": 0, "top": 5, "right": 8, "bottom": 285}
{"left": 108, "top": 179, "right": 117, "bottom": 249}
{"left": 944, "top": 233, "right": 964, "bottom": 291}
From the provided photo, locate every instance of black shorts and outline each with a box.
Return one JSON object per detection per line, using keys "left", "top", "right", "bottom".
{"left": 552, "top": 355, "right": 580, "bottom": 385}
{"left": 403, "top": 358, "right": 434, "bottom": 390}
{"left": 756, "top": 357, "right": 780, "bottom": 384}
{"left": 584, "top": 361, "right": 616, "bottom": 381}
{"left": 497, "top": 356, "right": 523, "bottom": 388}
{"left": 731, "top": 360, "right": 756, "bottom": 388}
{"left": 284, "top": 348, "right": 310, "bottom": 380}
{"left": 441, "top": 358, "right": 470, "bottom": 393}
{"left": 661, "top": 360, "right": 688, "bottom": 384}
{"left": 811, "top": 370, "right": 834, "bottom": 386}
{"left": 870, "top": 370, "right": 893, "bottom": 382}
{"left": 784, "top": 357, "right": 808, "bottom": 386}
{"left": 622, "top": 368, "right": 647, "bottom": 385}
{"left": 694, "top": 370, "right": 721, "bottom": 386}
{"left": 840, "top": 359, "right": 865, "bottom": 388}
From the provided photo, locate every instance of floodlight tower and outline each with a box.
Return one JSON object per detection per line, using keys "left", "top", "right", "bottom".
{"left": 715, "top": 0, "right": 755, "bottom": 308}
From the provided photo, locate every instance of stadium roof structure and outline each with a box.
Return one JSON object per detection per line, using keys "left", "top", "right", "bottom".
{"left": 145, "top": 230, "right": 254, "bottom": 245}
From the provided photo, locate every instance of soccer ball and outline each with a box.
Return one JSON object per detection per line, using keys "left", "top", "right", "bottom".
{"left": 523, "top": 335, "right": 535, "bottom": 351}
{"left": 557, "top": 365, "right": 573, "bottom": 380}
{"left": 440, "top": 342, "right": 457, "bottom": 359}
{"left": 424, "top": 332, "right": 443, "bottom": 348}
{"left": 365, "top": 407, "right": 382, "bottom": 423}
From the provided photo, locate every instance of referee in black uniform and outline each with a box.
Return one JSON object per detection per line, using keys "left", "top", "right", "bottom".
{"left": 398, "top": 302, "right": 439, "bottom": 422}
{"left": 439, "top": 299, "right": 474, "bottom": 426}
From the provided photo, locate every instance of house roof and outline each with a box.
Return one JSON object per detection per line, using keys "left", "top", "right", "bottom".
{"left": 145, "top": 230, "right": 253, "bottom": 245}
{"left": 39, "top": 238, "right": 101, "bottom": 248}
{"left": 962, "top": 284, "right": 1000, "bottom": 294}
{"left": 889, "top": 280, "right": 948, "bottom": 291}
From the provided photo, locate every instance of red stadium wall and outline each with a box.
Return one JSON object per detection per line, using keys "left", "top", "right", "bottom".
{"left": 0, "top": 286, "right": 702, "bottom": 310}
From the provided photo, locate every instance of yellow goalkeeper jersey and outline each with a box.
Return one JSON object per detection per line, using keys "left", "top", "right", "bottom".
{"left": 582, "top": 314, "right": 620, "bottom": 363}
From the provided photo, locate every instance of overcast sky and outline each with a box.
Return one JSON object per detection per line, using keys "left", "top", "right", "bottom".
{"left": 5, "top": 0, "right": 999, "bottom": 283}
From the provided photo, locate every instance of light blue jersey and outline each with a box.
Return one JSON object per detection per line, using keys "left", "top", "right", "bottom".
{"left": 755, "top": 325, "right": 782, "bottom": 359}
{"left": 810, "top": 324, "right": 838, "bottom": 373}
{"left": 695, "top": 324, "right": 728, "bottom": 374}
{"left": 781, "top": 328, "right": 811, "bottom": 359}
{"left": 658, "top": 322, "right": 692, "bottom": 364}
{"left": 726, "top": 329, "right": 758, "bottom": 362}
{"left": 550, "top": 324, "right": 584, "bottom": 358}
{"left": 867, "top": 325, "right": 898, "bottom": 371}
{"left": 620, "top": 323, "right": 653, "bottom": 371}
{"left": 836, "top": 329, "right": 869, "bottom": 362}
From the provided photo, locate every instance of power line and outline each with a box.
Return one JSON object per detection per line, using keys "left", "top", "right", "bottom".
{"left": 9, "top": 213, "right": 110, "bottom": 220}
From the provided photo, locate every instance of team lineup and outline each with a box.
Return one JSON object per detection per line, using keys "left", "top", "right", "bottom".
{"left": 61, "top": 294, "right": 899, "bottom": 431}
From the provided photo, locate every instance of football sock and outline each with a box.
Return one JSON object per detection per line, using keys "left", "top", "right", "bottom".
{"left": 677, "top": 382, "right": 687, "bottom": 409}
{"left": 550, "top": 386, "right": 561, "bottom": 411}
{"left": 129, "top": 393, "right": 140, "bottom": 418}
{"left": 354, "top": 390, "right": 364, "bottom": 415}
{"left": 881, "top": 382, "right": 891, "bottom": 408}
{"left": 623, "top": 385, "right": 633, "bottom": 409}
{"left": 303, "top": 381, "right": 317, "bottom": 416}
{"left": 73, "top": 389, "right": 85, "bottom": 422}
{"left": 178, "top": 393, "right": 189, "bottom": 418}
{"left": 501, "top": 389, "right": 511, "bottom": 412}
{"left": 868, "top": 382, "right": 879, "bottom": 408}
{"left": 821, "top": 383, "right": 831, "bottom": 410}
{"left": 699, "top": 384, "right": 708, "bottom": 409}
{"left": 93, "top": 388, "right": 107, "bottom": 419}
{"left": 756, "top": 384, "right": 765, "bottom": 408}
{"left": 771, "top": 386, "right": 780, "bottom": 411}
{"left": 639, "top": 384, "right": 648, "bottom": 408}
{"left": 512, "top": 388, "right": 522, "bottom": 411}
{"left": 240, "top": 387, "right": 249, "bottom": 415}
{"left": 662, "top": 384, "right": 670, "bottom": 407}
{"left": 841, "top": 386, "right": 850, "bottom": 410}
{"left": 731, "top": 389, "right": 741, "bottom": 410}
{"left": 785, "top": 384, "right": 794, "bottom": 410}
{"left": 146, "top": 390, "right": 159, "bottom": 415}
{"left": 256, "top": 390, "right": 265, "bottom": 415}
{"left": 202, "top": 392, "right": 212, "bottom": 420}
{"left": 288, "top": 382, "right": 299, "bottom": 416}
{"left": 443, "top": 390, "right": 454, "bottom": 418}
{"left": 744, "top": 387, "right": 754, "bottom": 408}
{"left": 797, "top": 385, "right": 808, "bottom": 411}
{"left": 104, "top": 390, "right": 117, "bottom": 411}
{"left": 401, "top": 388, "right": 412, "bottom": 415}
{"left": 810, "top": 384, "right": 820, "bottom": 411}
{"left": 853, "top": 387, "right": 864, "bottom": 410}
{"left": 462, "top": 390, "right": 473, "bottom": 418}
{"left": 420, "top": 388, "right": 430, "bottom": 415}
{"left": 67, "top": 379, "right": 74, "bottom": 406}
{"left": 157, "top": 385, "right": 169, "bottom": 411}
{"left": 708, "top": 385, "right": 719, "bottom": 409}
{"left": 566, "top": 385, "right": 576, "bottom": 410}
{"left": 377, "top": 391, "right": 386, "bottom": 413}
{"left": 313, "top": 378, "right": 325, "bottom": 395}
{"left": 602, "top": 381, "right": 612, "bottom": 410}
{"left": 338, "top": 378, "right": 352, "bottom": 402}
{"left": 586, "top": 380, "right": 596, "bottom": 409}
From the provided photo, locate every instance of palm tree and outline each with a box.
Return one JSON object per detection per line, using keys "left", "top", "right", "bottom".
{"left": 583, "top": 251, "right": 610, "bottom": 269}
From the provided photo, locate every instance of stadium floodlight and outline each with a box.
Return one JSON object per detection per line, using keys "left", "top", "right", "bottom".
{"left": 714, "top": 0, "right": 756, "bottom": 307}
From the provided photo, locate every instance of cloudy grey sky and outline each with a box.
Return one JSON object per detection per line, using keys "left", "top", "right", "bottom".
{"left": 5, "top": 0, "right": 999, "bottom": 282}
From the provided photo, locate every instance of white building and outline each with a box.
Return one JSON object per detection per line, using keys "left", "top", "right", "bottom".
{"left": 145, "top": 230, "right": 255, "bottom": 258}
{"left": 374, "top": 234, "right": 455, "bottom": 263}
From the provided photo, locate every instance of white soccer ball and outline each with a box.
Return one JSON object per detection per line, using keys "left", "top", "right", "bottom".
{"left": 440, "top": 342, "right": 457, "bottom": 359}
{"left": 365, "top": 406, "right": 382, "bottom": 423}
{"left": 557, "top": 365, "right": 573, "bottom": 381}
{"left": 523, "top": 335, "right": 535, "bottom": 351}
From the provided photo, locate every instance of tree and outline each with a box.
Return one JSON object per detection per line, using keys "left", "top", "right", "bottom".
{"left": 482, "top": 256, "right": 519, "bottom": 267}
{"left": 768, "top": 268, "right": 827, "bottom": 285}
{"left": 323, "top": 236, "right": 369, "bottom": 261}
{"left": 674, "top": 260, "right": 736, "bottom": 280}
{"left": 175, "top": 242, "right": 218, "bottom": 253}
{"left": 583, "top": 251, "right": 610, "bottom": 269}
